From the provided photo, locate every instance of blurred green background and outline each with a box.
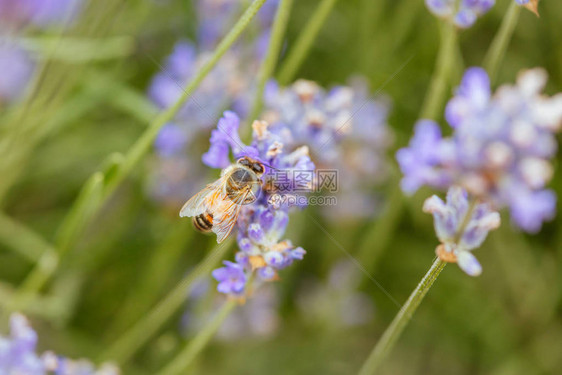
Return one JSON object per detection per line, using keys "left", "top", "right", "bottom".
{"left": 0, "top": 0, "right": 561, "bottom": 374}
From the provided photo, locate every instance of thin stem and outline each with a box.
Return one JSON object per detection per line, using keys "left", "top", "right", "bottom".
{"left": 420, "top": 21, "right": 458, "bottom": 120}
{"left": 103, "top": 0, "right": 268, "bottom": 197}
{"left": 16, "top": 35, "right": 135, "bottom": 62}
{"left": 357, "top": 258, "right": 446, "bottom": 375}
{"left": 12, "top": 0, "right": 267, "bottom": 309}
{"left": 277, "top": 0, "right": 339, "bottom": 85}
{"left": 247, "top": 0, "right": 294, "bottom": 132}
{"left": 101, "top": 239, "right": 234, "bottom": 364}
{"left": 156, "top": 299, "right": 237, "bottom": 375}
{"left": 483, "top": 2, "right": 521, "bottom": 83}
{"left": 0, "top": 213, "right": 57, "bottom": 263}
{"left": 357, "top": 198, "right": 478, "bottom": 374}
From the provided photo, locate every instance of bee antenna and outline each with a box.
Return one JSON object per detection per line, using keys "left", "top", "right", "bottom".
{"left": 262, "top": 162, "right": 281, "bottom": 172}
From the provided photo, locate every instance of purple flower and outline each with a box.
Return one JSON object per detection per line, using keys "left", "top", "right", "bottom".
{"left": 26, "top": 0, "right": 84, "bottom": 27}
{"left": 203, "top": 111, "right": 313, "bottom": 296}
{"left": 154, "top": 124, "right": 188, "bottom": 157}
{"left": 0, "top": 0, "right": 84, "bottom": 28}
{"left": 202, "top": 110, "right": 245, "bottom": 168}
{"left": 395, "top": 120, "right": 454, "bottom": 194}
{"left": 263, "top": 78, "right": 393, "bottom": 219}
{"left": 0, "top": 313, "right": 44, "bottom": 374}
{"left": 212, "top": 261, "right": 247, "bottom": 295}
{"left": 195, "top": 0, "right": 278, "bottom": 51}
{"left": 425, "top": 0, "right": 454, "bottom": 17}
{"left": 0, "top": 45, "right": 34, "bottom": 105}
{"left": 0, "top": 314, "right": 118, "bottom": 375}
{"left": 423, "top": 186, "right": 501, "bottom": 276}
{"left": 148, "top": 41, "right": 242, "bottom": 132}
{"left": 425, "top": 0, "right": 495, "bottom": 28}
{"left": 196, "top": 0, "right": 239, "bottom": 50}
{"left": 398, "top": 67, "right": 562, "bottom": 232}
{"left": 445, "top": 67, "right": 490, "bottom": 127}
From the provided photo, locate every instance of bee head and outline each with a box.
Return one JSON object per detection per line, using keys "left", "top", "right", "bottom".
{"left": 237, "top": 156, "right": 265, "bottom": 176}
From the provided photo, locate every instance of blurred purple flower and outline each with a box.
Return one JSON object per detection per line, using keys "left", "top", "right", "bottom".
{"left": 154, "top": 124, "right": 189, "bottom": 157}
{"left": 0, "top": 45, "right": 34, "bottom": 105}
{"left": 148, "top": 41, "right": 243, "bottom": 132}
{"left": 0, "top": 314, "right": 118, "bottom": 375}
{"left": 195, "top": 0, "right": 278, "bottom": 51}
{"left": 0, "top": 0, "right": 84, "bottom": 28}
{"left": 398, "top": 67, "right": 562, "bottom": 232}
{"left": 263, "top": 78, "right": 393, "bottom": 220}
{"left": 425, "top": 0, "right": 495, "bottom": 28}
{"left": 182, "top": 281, "right": 280, "bottom": 341}
{"left": 26, "top": 0, "right": 84, "bottom": 27}
{"left": 297, "top": 260, "right": 375, "bottom": 328}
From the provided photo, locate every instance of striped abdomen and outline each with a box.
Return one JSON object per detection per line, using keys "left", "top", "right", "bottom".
{"left": 193, "top": 212, "right": 213, "bottom": 233}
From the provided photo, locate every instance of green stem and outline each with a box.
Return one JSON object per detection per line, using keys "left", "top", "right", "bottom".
{"left": 277, "top": 0, "right": 339, "bottom": 85}
{"left": 420, "top": 21, "right": 458, "bottom": 120}
{"left": 247, "top": 0, "right": 294, "bottom": 134}
{"left": 357, "top": 199, "right": 477, "bottom": 374}
{"left": 0, "top": 213, "right": 57, "bottom": 263}
{"left": 357, "top": 258, "right": 446, "bottom": 375}
{"left": 12, "top": 0, "right": 267, "bottom": 310}
{"left": 16, "top": 36, "right": 135, "bottom": 62}
{"left": 101, "top": 239, "right": 234, "bottom": 364}
{"left": 483, "top": 2, "right": 521, "bottom": 83}
{"left": 156, "top": 299, "right": 237, "bottom": 375}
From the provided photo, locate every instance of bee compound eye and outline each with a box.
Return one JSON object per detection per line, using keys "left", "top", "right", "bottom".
{"left": 238, "top": 157, "right": 251, "bottom": 167}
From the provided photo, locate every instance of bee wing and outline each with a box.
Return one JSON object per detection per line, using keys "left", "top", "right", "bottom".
{"left": 179, "top": 177, "right": 227, "bottom": 218}
{"left": 211, "top": 188, "right": 253, "bottom": 243}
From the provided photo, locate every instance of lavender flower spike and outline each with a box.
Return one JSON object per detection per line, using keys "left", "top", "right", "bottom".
{"left": 423, "top": 186, "right": 500, "bottom": 276}
{"left": 0, "top": 313, "right": 119, "bottom": 375}
{"left": 398, "top": 67, "right": 562, "bottom": 233}
{"left": 205, "top": 112, "right": 313, "bottom": 297}
{"left": 0, "top": 45, "right": 34, "bottom": 105}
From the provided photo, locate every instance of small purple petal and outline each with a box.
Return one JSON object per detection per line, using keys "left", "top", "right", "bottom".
{"left": 457, "top": 251, "right": 482, "bottom": 276}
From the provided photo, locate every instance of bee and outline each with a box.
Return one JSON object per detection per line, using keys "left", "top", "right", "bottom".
{"left": 180, "top": 156, "right": 265, "bottom": 243}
